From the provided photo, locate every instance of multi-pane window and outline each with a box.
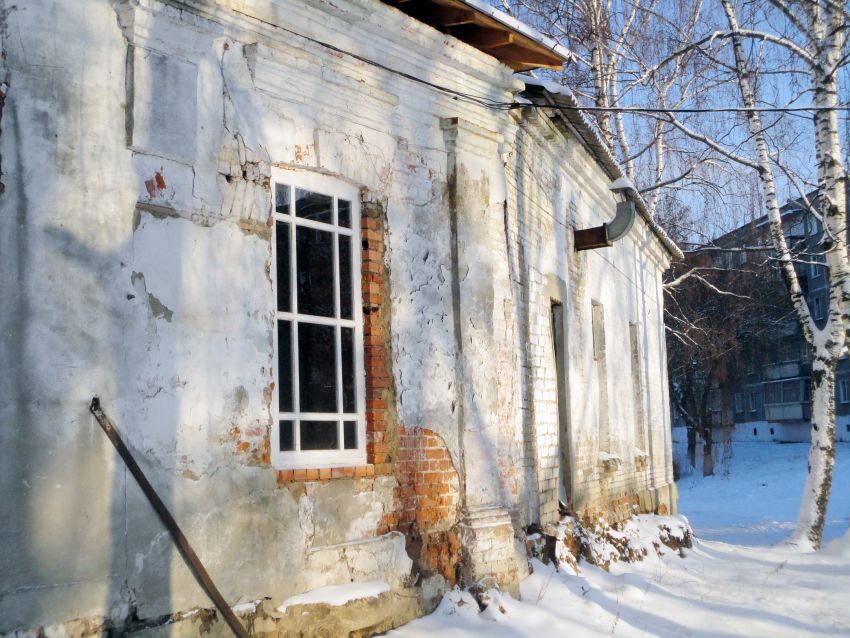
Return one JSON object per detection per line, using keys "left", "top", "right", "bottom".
{"left": 272, "top": 170, "right": 364, "bottom": 469}
{"left": 734, "top": 393, "right": 744, "bottom": 414}
{"left": 810, "top": 261, "right": 820, "bottom": 279}
{"left": 764, "top": 380, "right": 803, "bottom": 404}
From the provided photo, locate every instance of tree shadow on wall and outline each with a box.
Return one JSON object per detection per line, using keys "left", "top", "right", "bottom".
{"left": 45, "top": 215, "right": 183, "bottom": 632}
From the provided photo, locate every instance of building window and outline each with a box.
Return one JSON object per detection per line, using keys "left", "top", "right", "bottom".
{"left": 749, "top": 391, "right": 757, "bottom": 412}
{"left": 764, "top": 380, "right": 803, "bottom": 404}
{"left": 272, "top": 170, "right": 365, "bottom": 469}
{"left": 783, "top": 380, "right": 800, "bottom": 403}
{"left": 812, "top": 296, "right": 823, "bottom": 320}
{"left": 839, "top": 378, "right": 849, "bottom": 404}
{"left": 734, "top": 393, "right": 744, "bottom": 414}
{"left": 765, "top": 382, "right": 781, "bottom": 404}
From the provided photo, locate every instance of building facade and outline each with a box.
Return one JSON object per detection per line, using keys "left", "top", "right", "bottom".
{"left": 0, "top": 0, "right": 679, "bottom": 634}
{"left": 682, "top": 195, "right": 850, "bottom": 445}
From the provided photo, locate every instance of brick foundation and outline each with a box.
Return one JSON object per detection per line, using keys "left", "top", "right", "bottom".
{"left": 459, "top": 506, "right": 529, "bottom": 596}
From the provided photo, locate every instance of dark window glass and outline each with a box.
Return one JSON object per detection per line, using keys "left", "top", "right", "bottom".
{"left": 339, "top": 234, "right": 352, "bottom": 319}
{"left": 276, "top": 183, "right": 290, "bottom": 215}
{"left": 279, "top": 420, "right": 294, "bottom": 451}
{"left": 298, "top": 323, "right": 337, "bottom": 412}
{"left": 784, "top": 381, "right": 800, "bottom": 403}
{"left": 766, "top": 384, "right": 782, "bottom": 404}
{"left": 297, "top": 227, "right": 335, "bottom": 317}
{"left": 296, "top": 188, "right": 332, "bottom": 224}
{"left": 278, "top": 321, "right": 292, "bottom": 412}
{"left": 344, "top": 421, "right": 357, "bottom": 449}
{"left": 338, "top": 199, "right": 351, "bottom": 228}
{"left": 276, "top": 221, "right": 290, "bottom": 312}
{"left": 300, "top": 420, "right": 338, "bottom": 450}
{"left": 341, "top": 327, "right": 355, "bottom": 412}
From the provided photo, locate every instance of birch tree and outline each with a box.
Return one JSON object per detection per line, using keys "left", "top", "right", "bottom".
{"left": 638, "top": 0, "right": 849, "bottom": 549}
{"left": 502, "top": 0, "right": 722, "bottom": 219}
{"left": 720, "top": 0, "right": 848, "bottom": 550}
{"left": 500, "top": 0, "right": 849, "bottom": 547}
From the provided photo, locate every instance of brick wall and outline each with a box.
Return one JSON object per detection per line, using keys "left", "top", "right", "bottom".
{"left": 386, "top": 426, "right": 461, "bottom": 585}
{"left": 362, "top": 198, "right": 395, "bottom": 477}
{"left": 366, "top": 196, "right": 462, "bottom": 583}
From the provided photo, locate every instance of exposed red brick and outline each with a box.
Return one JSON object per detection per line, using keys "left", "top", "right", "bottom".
{"left": 361, "top": 229, "right": 382, "bottom": 243}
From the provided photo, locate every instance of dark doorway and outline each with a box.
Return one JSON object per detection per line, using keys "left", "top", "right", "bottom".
{"left": 550, "top": 301, "right": 573, "bottom": 512}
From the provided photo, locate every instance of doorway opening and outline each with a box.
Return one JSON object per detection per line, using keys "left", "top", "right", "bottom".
{"left": 550, "top": 300, "right": 573, "bottom": 513}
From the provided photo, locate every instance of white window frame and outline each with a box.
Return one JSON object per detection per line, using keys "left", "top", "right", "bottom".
{"left": 271, "top": 169, "right": 366, "bottom": 470}
{"left": 839, "top": 378, "right": 849, "bottom": 404}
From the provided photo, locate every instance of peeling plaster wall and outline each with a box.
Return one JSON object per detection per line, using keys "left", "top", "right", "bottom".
{"left": 0, "top": 0, "right": 503, "bottom": 630}
{"left": 0, "top": 0, "right": 676, "bottom": 632}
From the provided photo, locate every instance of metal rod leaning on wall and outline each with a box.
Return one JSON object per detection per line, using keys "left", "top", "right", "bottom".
{"left": 89, "top": 397, "right": 250, "bottom": 638}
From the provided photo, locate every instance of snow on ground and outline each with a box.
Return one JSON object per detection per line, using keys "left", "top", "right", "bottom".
{"left": 390, "top": 442, "right": 850, "bottom": 637}
{"left": 676, "top": 441, "right": 850, "bottom": 545}
{"left": 277, "top": 580, "right": 390, "bottom": 612}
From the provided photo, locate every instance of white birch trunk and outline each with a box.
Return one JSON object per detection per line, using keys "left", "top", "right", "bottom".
{"left": 720, "top": 0, "right": 847, "bottom": 549}
{"left": 792, "top": 0, "right": 850, "bottom": 550}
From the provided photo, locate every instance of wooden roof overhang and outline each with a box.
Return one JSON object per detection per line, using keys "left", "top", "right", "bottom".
{"left": 381, "top": 0, "right": 568, "bottom": 71}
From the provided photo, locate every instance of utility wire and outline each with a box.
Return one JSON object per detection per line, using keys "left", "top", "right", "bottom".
{"left": 534, "top": 104, "right": 850, "bottom": 114}
{"left": 249, "top": 14, "right": 513, "bottom": 110}
{"left": 245, "top": 15, "right": 850, "bottom": 116}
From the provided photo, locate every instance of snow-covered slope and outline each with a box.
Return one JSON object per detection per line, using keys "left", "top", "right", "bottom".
{"left": 390, "top": 441, "right": 850, "bottom": 637}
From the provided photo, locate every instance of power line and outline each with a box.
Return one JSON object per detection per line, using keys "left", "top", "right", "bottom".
{"left": 248, "top": 16, "right": 850, "bottom": 116}
{"left": 246, "top": 14, "right": 513, "bottom": 110}
{"left": 533, "top": 104, "right": 850, "bottom": 114}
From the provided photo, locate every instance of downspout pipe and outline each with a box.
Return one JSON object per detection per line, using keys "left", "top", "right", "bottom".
{"left": 574, "top": 177, "right": 637, "bottom": 251}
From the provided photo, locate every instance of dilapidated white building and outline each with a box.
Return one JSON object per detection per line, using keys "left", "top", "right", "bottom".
{"left": 0, "top": 0, "right": 680, "bottom": 635}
